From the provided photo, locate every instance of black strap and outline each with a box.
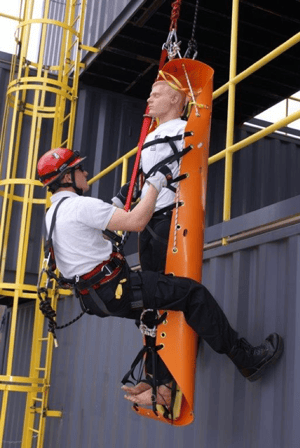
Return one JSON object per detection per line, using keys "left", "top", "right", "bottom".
{"left": 145, "top": 224, "right": 169, "bottom": 245}
{"left": 103, "top": 229, "right": 123, "bottom": 245}
{"left": 130, "top": 271, "right": 144, "bottom": 310}
{"left": 142, "top": 131, "right": 192, "bottom": 151}
{"left": 75, "top": 256, "right": 124, "bottom": 290}
{"left": 152, "top": 201, "right": 184, "bottom": 217}
{"left": 87, "top": 286, "right": 113, "bottom": 316}
{"left": 144, "top": 145, "right": 193, "bottom": 180}
{"left": 45, "top": 197, "right": 69, "bottom": 250}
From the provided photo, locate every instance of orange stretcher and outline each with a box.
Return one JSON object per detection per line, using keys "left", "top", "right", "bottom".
{"left": 132, "top": 58, "right": 214, "bottom": 426}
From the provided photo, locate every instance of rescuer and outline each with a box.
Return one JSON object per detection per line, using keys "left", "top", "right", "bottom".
{"left": 37, "top": 148, "right": 284, "bottom": 407}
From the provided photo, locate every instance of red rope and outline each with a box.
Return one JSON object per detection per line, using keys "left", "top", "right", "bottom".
{"left": 124, "top": 49, "right": 168, "bottom": 212}
{"left": 124, "top": 1, "right": 183, "bottom": 211}
{"left": 170, "top": 0, "right": 182, "bottom": 31}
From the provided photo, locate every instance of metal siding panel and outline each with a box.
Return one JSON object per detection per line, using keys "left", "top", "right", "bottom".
{"left": 37, "top": 229, "right": 300, "bottom": 448}
{"left": 44, "top": 0, "right": 141, "bottom": 67}
{"left": 0, "top": 303, "right": 35, "bottom": 443}
{"left": 83, "top": 0, "right": 134, "bottom": 48}
{"left": 207, "top": 121, "right": 300, "bottom": 227}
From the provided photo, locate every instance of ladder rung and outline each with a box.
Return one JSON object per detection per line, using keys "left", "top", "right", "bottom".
{"left": 71, "top": 14, "right": 80, "bottom": 27}
{"left": 29, "top": 427, "right": 40, "bottom": 434}
{"left": 35, "top": 367, "right": 46, "bottom": 371}
{"left": 33, "top": 397, "right": 43, "bottom": 402}
{"left": 67, "top": 37, "right": 78, "bottom": 52}
{"left": 60, "top": 112, "right": 71, "bottom": 125}
{"left": 65, "top": 62, "right": 75, "bottom": 76}
{"left": 38, "top": 338, "right": 48, "bottom": 342}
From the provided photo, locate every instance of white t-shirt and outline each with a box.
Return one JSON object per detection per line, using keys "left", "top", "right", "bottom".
{"left": 46, "top": 191, "right": 116, "bottom": 278}
{"left": 141, "top": 118, "right": 187, "bottom": 212}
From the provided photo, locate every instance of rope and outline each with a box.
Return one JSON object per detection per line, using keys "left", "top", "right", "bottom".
{"left": 173, "top": 155, "right": 183, "bottom": 253}
{"left": 38, "top": 285, "right": 86, "bottom": 346}
{"left": 170, "top": 0, "right": 182, "bottom": 31}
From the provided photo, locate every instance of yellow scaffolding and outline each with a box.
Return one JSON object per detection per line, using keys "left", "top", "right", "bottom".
{"left": 89, "top": 20, "right": 300, "bottom": 246}
{"left": 0, "top": 0, "right": 97, "bottom": 446}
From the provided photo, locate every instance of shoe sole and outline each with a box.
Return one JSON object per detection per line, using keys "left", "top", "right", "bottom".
{"left": 247, "top": 335, "right": 284, "bottom": 382}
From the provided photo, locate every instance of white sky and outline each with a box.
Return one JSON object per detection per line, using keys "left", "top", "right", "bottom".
{"left": 0, "top": 0, "right": 43, "bottom": 62}
{"left": 0, "top": 1, "right": 299, "bottom": 134}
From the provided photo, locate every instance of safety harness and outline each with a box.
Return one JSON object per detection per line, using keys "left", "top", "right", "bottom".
{"left": 138, "top": 129, "right": 192, "bottom": 246}
{"left": 38, "top": 197, "right": 127, "bottom": 342}
{"left": 142, "top": 130, "right": 193, "bottom": 194}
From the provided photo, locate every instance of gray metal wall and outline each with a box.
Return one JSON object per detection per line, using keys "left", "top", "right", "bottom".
{"left": 1, "top": 51, "right": 300, "bottom": 447}
{"left": 1, "top": 217, "right": 297, "bottom": 448}
{"left": 44, "top": 0, "right": 145, "bottom": 68}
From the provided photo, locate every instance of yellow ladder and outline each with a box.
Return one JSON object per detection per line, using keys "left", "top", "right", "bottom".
{"left": 0, "top": 1, "right": 97, "bottom": 447}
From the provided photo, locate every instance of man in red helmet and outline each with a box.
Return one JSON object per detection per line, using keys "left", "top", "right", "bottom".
{"left": 37, "top": 148, "right": 284, "bottom": 409}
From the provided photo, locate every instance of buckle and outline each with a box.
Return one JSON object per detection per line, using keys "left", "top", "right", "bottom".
{"left": 139, "top": 309, "right": 160, "bottom": 338}
{"left": 101, "top": 263, "right": 113, "bottom": 276}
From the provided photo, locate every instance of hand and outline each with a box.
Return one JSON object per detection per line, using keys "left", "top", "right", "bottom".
{"left": 146, "top": 165, "right": 173, "bottom": 193}
{"left": 111, "top": 182, "right": 140, "bottom": 208}
{"left": 157, "top": 165, "right": 172, "bottom": 182}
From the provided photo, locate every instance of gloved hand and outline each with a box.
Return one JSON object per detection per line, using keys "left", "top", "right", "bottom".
{"left": 146, "top": 165, "right": 173, "bottom": 193}
{"left": 111, "top": 182, "right": 140, "bottom": 208}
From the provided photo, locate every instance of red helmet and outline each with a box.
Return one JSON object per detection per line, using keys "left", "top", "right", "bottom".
{"left": 37, "top": 148, "right": 86, "bottom": 187}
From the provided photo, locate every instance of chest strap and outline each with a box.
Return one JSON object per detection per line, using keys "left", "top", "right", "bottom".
{"left": 144, "top": 144, "right": 193, "bottom": 180}
{"left": 142, "top": 131, "right": 192, "bottom": 153}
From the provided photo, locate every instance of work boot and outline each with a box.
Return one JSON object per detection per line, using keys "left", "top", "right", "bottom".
{"left": 228, "top": 333, "right": 284, "bottom": 382}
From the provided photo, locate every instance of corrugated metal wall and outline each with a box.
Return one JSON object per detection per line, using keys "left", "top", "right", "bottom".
{"left": 1, "top": 222, "right": 298, "bottom": 448}
{"left": 44, "top": 0, "right": 144, "bottom": 68}
{"left": 206, "top": 121, "right": 300, "bottom": 226}
{"left": 0, "top": 303, "right": 35, "bottom": 445}
{"left": 1, "top": 50, "right": 300, "bottom": 447}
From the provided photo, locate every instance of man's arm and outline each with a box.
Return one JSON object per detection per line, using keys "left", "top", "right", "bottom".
{"left": 106, "top": 183, "right": 158, "bottom": 232}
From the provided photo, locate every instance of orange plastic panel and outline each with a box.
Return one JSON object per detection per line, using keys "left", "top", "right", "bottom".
{"left": 133, "top": 59, "right": 214, "bottom": 425}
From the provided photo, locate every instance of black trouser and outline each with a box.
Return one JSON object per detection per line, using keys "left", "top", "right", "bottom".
{"left": 80, "top": 265, "right": 238, "bottom": 356}
{"left": 139, "top": 214, "right": 171, "bottom": 273}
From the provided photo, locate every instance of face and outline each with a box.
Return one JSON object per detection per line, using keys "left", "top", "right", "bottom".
{"left": 147, "top": 82, "right": 177, "bottom": 122}
{"left": 74, "top": 165, "right": 90, "bottom": 193}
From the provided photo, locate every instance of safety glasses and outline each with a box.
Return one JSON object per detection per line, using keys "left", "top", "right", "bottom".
{"left": 75, "top": 164, "right": 85, "bottom": 172}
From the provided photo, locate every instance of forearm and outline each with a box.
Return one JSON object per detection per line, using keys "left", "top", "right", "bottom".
{"left": 106, "top": 184, "right": 158, "bottom": 232}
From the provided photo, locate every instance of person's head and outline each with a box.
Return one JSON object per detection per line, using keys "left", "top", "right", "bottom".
{"left": 37, "top": 147, "right": 89, "bottom": 195}
{"left": 147, "top": 81, "right": 187, "bottom": 124}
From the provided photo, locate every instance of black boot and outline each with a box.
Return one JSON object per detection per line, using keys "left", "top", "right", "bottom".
{"left": 228, "top": 333, "right": 284, "bottom": 382}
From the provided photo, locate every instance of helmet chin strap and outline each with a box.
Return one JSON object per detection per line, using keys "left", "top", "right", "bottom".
{"left": 71, "top": 169, "right": 84, "bottom": 196}
{"left": 50, "top": 168, "right": 84, "bottom": 194}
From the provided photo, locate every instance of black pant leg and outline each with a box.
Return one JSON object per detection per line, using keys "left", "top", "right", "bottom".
{"left": 139, "top": 215, "right": 171, "bottom": 273}
{"left": 141, "top": 272, "right": 238, "bottom": 354}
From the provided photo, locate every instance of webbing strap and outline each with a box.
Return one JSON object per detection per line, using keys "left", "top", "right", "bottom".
{"left": 144, "top": 144, "right": 193, "bottom": 180}
{"left": 46, "top": 197, "right": 68, "bottom": 243}
{"left": 142, "top": 133, "right": 184, "bottom": 151}
{"left": 145, "top": 224, "right": 169, "bottom": 244}
{"left": 87, "top": 286, "right": 113, "bottom": 316}
{"left": 152, "top": 201, "right": 184, "bottom": 217}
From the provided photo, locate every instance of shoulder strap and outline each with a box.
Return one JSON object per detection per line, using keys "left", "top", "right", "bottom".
{"left": 46, "top": 197, "right": 69, "bottom": 241}
{"left": 144, "top": 144, "right": 193, "bottom": 179}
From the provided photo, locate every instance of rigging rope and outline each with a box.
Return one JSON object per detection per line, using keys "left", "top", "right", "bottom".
{"left": 124, "top": 0, "right": 184, "bottom": 211}
{"left": 169, "top": 0, "right": 182, "bottom": 31}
